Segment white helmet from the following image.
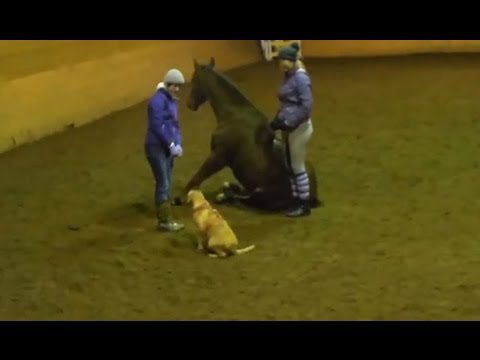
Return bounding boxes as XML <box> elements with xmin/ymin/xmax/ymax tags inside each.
<box><xmin>164</xmin><ymin>68</ymin><xmax>185</xmax><ymax>85</ymax></box>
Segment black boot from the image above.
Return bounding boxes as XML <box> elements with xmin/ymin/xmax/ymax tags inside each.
<box><xmin>285</xmin><ymin>199</ymin><xmax>311</xmax><ymax>217</ymax></box>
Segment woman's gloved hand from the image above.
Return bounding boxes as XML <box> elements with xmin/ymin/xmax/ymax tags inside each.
<box><xmin>170</xmin><ymin>143</ymin><xmax>183</xmax><ymax>157</ymax></box>
<box><xmin>270</xmin><ymin>117</ymin><xmax>292</xmax><ymax>131</ymax></box>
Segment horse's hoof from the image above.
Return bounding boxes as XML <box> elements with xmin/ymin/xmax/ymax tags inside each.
<box><xmin>215</xmin><ymin>192</ymin><xmax>229</xmax><ymax>204</ymax></box>
<box><xmin>224</xmin><ymin>182</ymin><xmax>243</xmax><ymax>193</ymax></box>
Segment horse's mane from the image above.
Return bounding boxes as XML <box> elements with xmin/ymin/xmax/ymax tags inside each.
<box><xmin>203</xmin><ymin>65</ymin><xmax>262</xmax><ymax>111</ymax></box>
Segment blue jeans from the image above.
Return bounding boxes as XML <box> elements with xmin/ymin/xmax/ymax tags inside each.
<box><xmin>145</xmin><ymin>144</ymin><xmax>174</xmax><ymax>204</ymax></box>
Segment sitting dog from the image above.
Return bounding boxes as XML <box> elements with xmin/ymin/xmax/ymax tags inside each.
<box><xmin>187</xmin><ymin>190</ymin><xmax>255</xmax><ymax>258</ymax></box>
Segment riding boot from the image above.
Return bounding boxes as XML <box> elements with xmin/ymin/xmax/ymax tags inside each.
<box><xmin>156</xmin><ymin>201</ymin><xmax>184</xmax><ymax>231</ymax></box>
<box><xmin>285</xmin><ymin>177</ymin><xmax>299</xmax><ymax>212</ymax></box>
<box><xmin>285</xmin><ymin>199</ymin><xmax>311</xmax><ymax>217</ymax></box>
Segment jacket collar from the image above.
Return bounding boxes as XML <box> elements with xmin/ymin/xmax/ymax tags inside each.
<box><xmin>158</xmin><ymin>87</ymin><xmax>174</xmax><ymax>101</ymax></box>
<box><xmin>285</xmin><ymin>65</ymin><xmax>300</xmax><ymax>78</ymax></box>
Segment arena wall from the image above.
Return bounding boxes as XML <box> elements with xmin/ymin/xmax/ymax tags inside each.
<box><xmin>0</xmin><ymin>40</ymin><xmax>262</xmax><ymax>154</ymax></box>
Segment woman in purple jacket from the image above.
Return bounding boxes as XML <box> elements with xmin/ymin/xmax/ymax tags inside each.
<box><xmin>270</xmin><ymin>43</ymin><xmax>314</xmax><ymax>217</ymax></box>
<box><xmin>145</xmin><ymin>69</ymin><xmax>185</xmax><ymax>231</ymax></box>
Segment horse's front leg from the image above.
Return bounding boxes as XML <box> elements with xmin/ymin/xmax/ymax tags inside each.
<box><xmin>185</xmin><ymin>151</ymin><xmax>226</xmax><ymax>190</ymax></box>
<box><xmin>173</xmin><ymin>150</ymin><xmax>227</xmax><ymax>205</ymax></box>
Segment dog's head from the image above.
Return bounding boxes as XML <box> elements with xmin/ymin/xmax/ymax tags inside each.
<box><xmin>187</xmin><ymin>189</ymin><xmax>207</xmax><ymax>206</ymax></box>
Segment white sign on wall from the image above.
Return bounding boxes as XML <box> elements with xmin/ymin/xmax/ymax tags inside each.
<box><xmin>260</xmin><ymin>40</ymin><xmax>302</xmax><ymax>61</ymax></box>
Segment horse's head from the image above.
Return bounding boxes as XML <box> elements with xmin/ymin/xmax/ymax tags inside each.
<box><xmin>187</xmin><ymin>57</ymin><xmax>215</xmax><ymax>111</ymax></box>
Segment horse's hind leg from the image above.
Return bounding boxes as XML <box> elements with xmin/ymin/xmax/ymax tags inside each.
<box><xmin>237</xmin><ymin>187</ymin><xmax>290</xmax><ymax>211</ymax></box>
<box><xmin>214</xmin><ymin>181</ymin><xmax>249</xmax><ymax>204</ymax></box>
<box><xmin>223</xmin><ymin>182</ymin><xmax>245</xmax><ymax>194</ymax></box>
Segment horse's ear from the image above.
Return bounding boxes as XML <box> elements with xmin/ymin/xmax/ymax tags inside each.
<box><xmin>193</xmin><ymin>58</ymin><xmax>199</xmax><ymax>70</ymax></box>
<box><xmin>209</xmin><ymin>57</ymin><xmax>215</xmax><ymax>68</ymax></box>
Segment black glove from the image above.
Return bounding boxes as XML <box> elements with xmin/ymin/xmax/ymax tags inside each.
<box><xmin>270</xmin><ymin>117</ymin><xmax>291</xmax><ymax>131</ymax></box>
<box><xmin>270</xmin><ymin>117</ymin><xmax>284</xmax><ymax>131</ymax></box>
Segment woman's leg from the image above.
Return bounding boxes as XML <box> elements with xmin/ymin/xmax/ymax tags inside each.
<box><xmin>145</xmin><ymin>144</ymin><xmax>170</xmax><ymax>204</ymax></box>
<box><xmin>145</xmin><ymin>144</ymin><xmax>183</xmax><ymax>231</ymax></box>
<box><xmin>284</xmin><ymin>135</ymin><xmax>299</xmax><ymax>200</ymax></box>
<box><xmin>285</xmin><ymin>120</ymin><xmax>314</xmax><ymax>216</ymax></box>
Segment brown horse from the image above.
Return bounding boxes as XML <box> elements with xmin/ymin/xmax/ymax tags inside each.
<box><xmin>177</xmin><ymin>57</ymin><xmax>320</xmax><ymax>211</ymax></box>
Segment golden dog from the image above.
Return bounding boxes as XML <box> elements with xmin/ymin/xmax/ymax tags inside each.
<box><xmin>187</xmin><ymin>190</ymin><xmax>255</xmax><ymax>258</ymax></box>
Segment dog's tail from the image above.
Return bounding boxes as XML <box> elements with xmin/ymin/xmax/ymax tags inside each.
<box><xmin>207</xmin><ymin>245</ymin><xmax>256</xmax><ymax>258</ymax></box>
<box><xmin>235</xmin><ymin>245</ymin><xmax>255</xmax><ymax>255</ymax></box>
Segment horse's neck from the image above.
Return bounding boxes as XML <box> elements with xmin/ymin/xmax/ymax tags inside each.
<box><xmin>205</xmin><ymin>71</ymin><xmax>256</xmax><ymax>122</ymax></box>
<box><xmin>208</xmin><ymin>95</ymin><xmax>232</xmax><ymax>120</ymax></box>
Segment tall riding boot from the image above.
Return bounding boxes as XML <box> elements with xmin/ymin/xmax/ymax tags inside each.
<box><xmin>286</xmin><ymin>171</ymin><xmax>311</xmax><ymax>217</ymax></box>
<box><xmin>156</xmin><ymin>201</ymin><xmax>184</xmax><ymax>231</ymax></box>
<box><xmin>285</xmin><ymin>177</ymin><xmax>300</xmax><ymax>212</ymax></box>
<box><xmin>285</xmin><ymin>199</ymin><xmax>311</xmax><ymax>217</ymax></box>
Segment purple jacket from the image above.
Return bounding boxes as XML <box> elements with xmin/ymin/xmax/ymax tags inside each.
<box><xmin>276</xmin><ymin>67</ymin><xmax>313</xmax><ymax>130</ymax></box>
<box><xmin>145</xmin><ymin>88</ymin><xmax>182</xmax><ymax>149</ymax></box>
